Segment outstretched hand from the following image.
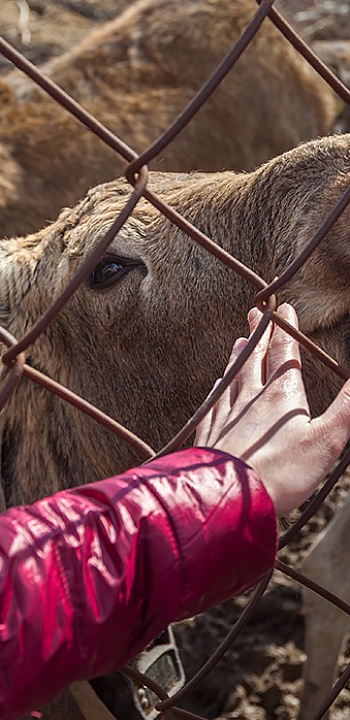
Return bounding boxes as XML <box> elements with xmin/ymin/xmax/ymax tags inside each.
<box><xmin>195</xmin><ymin>303</ymin><xmax>350</xmax><ymax>517</ymax></box>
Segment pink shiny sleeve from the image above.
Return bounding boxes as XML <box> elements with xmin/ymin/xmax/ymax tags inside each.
<box><xmin>0</xmin><ymin>448</ymin><xmax>277</xmax><ymax>719</ymax></box>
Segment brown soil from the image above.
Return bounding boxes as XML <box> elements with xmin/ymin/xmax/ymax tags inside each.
<box><xmin>1</xmin><ymin>2</ymin><xmax>350</xmax><ymax>719</ymax></box>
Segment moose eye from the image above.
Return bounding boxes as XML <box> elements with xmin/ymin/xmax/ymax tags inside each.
<box><xmin>88</xmin><ymin>256</ymin><xmax>141</xmax><ymax>291</ymax></box>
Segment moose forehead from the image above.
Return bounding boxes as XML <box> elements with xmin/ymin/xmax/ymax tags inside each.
<box><xmin>52</xmin><ymin>172</ymin><xmax>234</xmax><ymax>284</ymax></box>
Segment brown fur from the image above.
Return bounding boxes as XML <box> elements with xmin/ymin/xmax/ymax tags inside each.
<box><xmin>0</xmin><ymin>0</ymin><xmax>336</xmax><ymax>238</ymax></box>
<box><xmin>2</xmin><ymin>133</ymin><xmax>350</xmax><ymax>719</ymax></box>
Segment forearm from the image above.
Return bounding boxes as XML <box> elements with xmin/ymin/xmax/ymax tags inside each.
<box><xmin>0</xmin><ymin>448</ymin><xmax>277</xmax><ymax>719</ymax></box>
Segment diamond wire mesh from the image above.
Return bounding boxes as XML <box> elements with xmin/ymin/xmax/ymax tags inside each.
<box><xmin>0</xmin><ymin>1</ymin><xmax>350</xmax><ymax>718</ymax></box>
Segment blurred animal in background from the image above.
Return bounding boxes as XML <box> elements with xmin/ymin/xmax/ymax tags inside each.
<box><xmin>0</xmin><ymin>0</ymin><xmax>336</xmax><ymax>238</ymax></box>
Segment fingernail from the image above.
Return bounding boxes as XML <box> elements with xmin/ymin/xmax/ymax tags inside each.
<box><xmin>248</xmin><ymin>307</ymin><xmax>261</xmax><ymax>324</ymax></box>
<box><xmin>231</xmin><ymin>337</ymin><xmax>247</xmax><ymax>357</ymax></box>
<box><xmin>277</xmin><ymin>302</ymin><xmax>298</xmax><ymax>324</ymax></box>
<box><xmin>277</xmin><ymin>302</ymin><xmax>290</xmax><ymax>318</ymax></box>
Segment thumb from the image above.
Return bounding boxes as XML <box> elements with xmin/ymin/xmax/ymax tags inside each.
<box><xmin>312</xmin><ymin>377</ymin><xmax>350</xmax><ymax>468</ymax></box>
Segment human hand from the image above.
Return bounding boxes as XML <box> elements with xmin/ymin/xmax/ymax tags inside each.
<box><xmin>195</xmin><ymin>303</ymin><xmax>350</xmax><ymax>516</ymax></box>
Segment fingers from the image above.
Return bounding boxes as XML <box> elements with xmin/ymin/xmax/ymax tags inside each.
<box><xmin>235</xmin><ymin>307</ymin><xmax>272</xmax><ymax>391</ymax></box>
<box><xmin>265</xmin><ymin>303</ymin><xmax>302</xmax><ymax>384</ymax></box>
<box><xmin>194</xmin><ymin>335</ymin><xmax>248</xmax><ymax>446</ymax></box>
<box><xmin>225</xmin><ymin>337</ymin><xmax>247</xmax><ymax>404</ymax></box>
<box><xmin>196</xmin><ymin>302</ymin><xmax>305</xmax><ymax>448</ymax></box>
<box><xmin>194</xmin><ymin>378</ymin><xmax>220</xmax><ymax>444</ymax></box>
<box><xmin>212</xmin><ymin>336</ymin><xmax>249</xmax><ymax>421</ymax></box>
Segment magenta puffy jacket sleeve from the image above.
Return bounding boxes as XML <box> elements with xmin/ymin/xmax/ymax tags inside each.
<box><xmin>0</xmin><ymin>448</ymin><xmax>277</xmax><ymax>719</ymax></box>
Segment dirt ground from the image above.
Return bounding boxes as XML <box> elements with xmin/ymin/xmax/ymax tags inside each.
<box><xmin>1</xmin><ymin>1</ymin><xmax>350</xmax><ymax>719</ymax></box>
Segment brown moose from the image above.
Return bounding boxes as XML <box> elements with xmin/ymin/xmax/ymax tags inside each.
<box><xmin>1</xmin><ymin>132</ymin><xmax>350</xmax><ymax>719</ymax></box>
<box><xmin>0</xmin><ymin>0</ymin><xmax>336</xmax><ymax>238</ymax></box>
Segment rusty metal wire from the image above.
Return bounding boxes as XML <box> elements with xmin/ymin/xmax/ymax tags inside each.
<box><xmin>1</xmin><ymin>0</ymin><xmax>350</xmax><ymax>718</ymax></box>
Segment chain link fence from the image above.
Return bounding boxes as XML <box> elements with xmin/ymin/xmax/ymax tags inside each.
<box><xmin>1</xmin><ymin>1</ymin><xmax>350</xmax><ymax>718</ymax></box>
